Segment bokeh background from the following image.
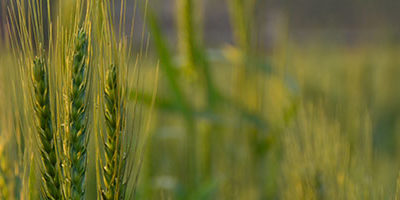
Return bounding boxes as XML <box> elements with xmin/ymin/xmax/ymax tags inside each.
<box><xmin>2</xmin><ymin>0</ymin><xmax>400</xmax><ymax>199</ymax></box>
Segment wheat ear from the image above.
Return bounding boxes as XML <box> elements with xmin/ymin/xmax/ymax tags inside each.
<box><xmin>32</xmin><ymin>56</ymin><xmax>61</xmax><ymax>199</ymax></box>
<box><xmin>101</xmin><ymin>63</ymin><xmax>127</xmax><ymax>199</ymax></box>
<box><xmin>67</xmin><ymin>28</ymin><xmax>89</xmax><ymax>199</ymax></box>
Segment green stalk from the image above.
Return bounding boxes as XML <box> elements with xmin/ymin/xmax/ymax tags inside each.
<box><xmin>176</xmin><ymin>0</ymin><xmax>217</xmax><ymax>106</ymax></box>
<box><xmin>177</xmin><ymin>0</ymin><xmax>196</xmax><ymax>69</ymax></box>
<box><xmin>228</xmin><ymin>0</ymin><xmax>254</xmax><ymax>55</ymax></box>
<box><xmin>32</xmin><ymin>56</ymin><xmax>61</xmax><ymax>200</ymax></box>
<box><xmin>66</xmin><ymin>28</ymin><xmax>89</xmax><ymax>199</ymax></box>
<box><xmin>176</xmin><ymin>0</ymin><xmax>220</xmax><ymax>187</ymax></box>
<box><xmin>149</xmin><ymin>11</ymin><xmax>197</xmax><ymax>190</ymax></box>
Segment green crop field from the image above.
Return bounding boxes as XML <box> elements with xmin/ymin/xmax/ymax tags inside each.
<box><xmin>1</xmin><ymin>0</ymin><xmax>400</xmax><ymax>199</ymax></box>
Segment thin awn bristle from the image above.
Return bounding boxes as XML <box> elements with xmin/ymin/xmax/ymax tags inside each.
<box><xmin>32</xmin><ymin>56</ymin><xmax>61</xmax><ymax>200</ymax></box>
<box><xmin>66</xmin><ymin>28</ymin><xmax>89</xmax><ymax>199</ymax></box>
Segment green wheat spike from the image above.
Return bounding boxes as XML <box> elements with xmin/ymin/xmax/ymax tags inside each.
<box><xmin>67</xmin><ymin>28</ymin><xmax>89</xmax><ymax>200</ymax></box>
<box><xmin>32</xmin><ymin>56</ymin><xmax>61</xmax><ymax>200</ymax></box>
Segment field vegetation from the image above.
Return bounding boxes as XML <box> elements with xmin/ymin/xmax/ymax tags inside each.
<box><xmin>1</xmin><ymin>0</ymin><xmax>400</xmax><ymax>199</ymax></box>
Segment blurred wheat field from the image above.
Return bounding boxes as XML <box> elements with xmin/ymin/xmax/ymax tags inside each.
<box><xmin>1</xmin><ymin>0</ymin><xmax>400</xmax><ymax>199</ymax></box>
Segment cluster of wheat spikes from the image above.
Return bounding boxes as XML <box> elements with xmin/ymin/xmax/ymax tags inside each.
<box><xmin>30</xmin><ymin>28</ymin><xmax>90</xmax><ymax>199</ymax></box>
<box><xmin>6</xmin><ymin>0</ymin><xmax>151</xmax><ymax>199</ymax></box>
